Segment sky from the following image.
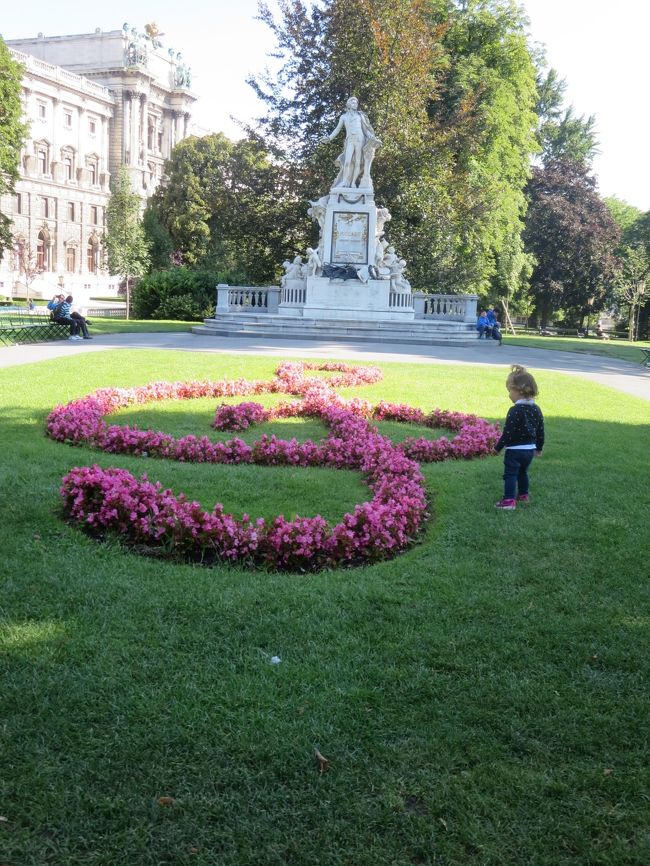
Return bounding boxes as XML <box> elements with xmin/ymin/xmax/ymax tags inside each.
<box><xmin>3</xmin><ymin>0</ymin><xmax>649</xmax><ymax>211</ymax></box>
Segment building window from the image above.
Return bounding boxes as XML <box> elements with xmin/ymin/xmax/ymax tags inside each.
<box><xmin>38</xmin><ymin>149</ymin><xmax>48</xmax><ymax>175</ymax></box>
<box><xmin>87</xmin><ymin>241</ymin><xmax>98</xmax><ymax>273</ymax></box>
<box><xmin>157</xmin><ymin>130</ymin><xmax>163</xmax><ymax>152</ymax></box>
<box><xmin>66</xmin><ymin>245</ymin><xmax>76</xmax><ymax>273</ymax></box>
<box><xmin>89</xmin><ymin>118</ymin><xmax>97</xmax><ymax>135</ymax></box>
<box><xmin>14</xmin><ymin>193</ymin><xmax>23</xmax><ymax>214</ymax></box>
<box><xmin>15</xmin><ymin>238</ymin><xmax>26</xmax><ymax>273</ymax></box>
<box><xmin>64</xmin><ymin>110</ymin><xmax>73</xmax><ymax>128</ymax></box>
<box><xmin>37</xmin><ymin>231</ymin><xmax>46</xmax><ymax>270</ymax></box>
<box><xmin>38</xmin><ymin>102</ymin><xmax>46</xmax><ymax>119</ymax></box>
<box><xmin>90</xmin><ymin>205</ymin><xmax>99</xmax><ymax>225</ymax></box>
<box><xmin>38</xmin><ymin>196</ymin><xmax>49</xmax><ymax>218</ymax></box>
<box><xmin>64</xmin><ymin>156</ymin><xmax>73</xmax><ymax>180</ymax></box>
<box><xmin>67</xmin><ymin>202</ymin><xmax>75</xmax><ymax>221</ymax></box>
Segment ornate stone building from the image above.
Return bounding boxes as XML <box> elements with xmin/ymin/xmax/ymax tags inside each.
<box><xmin>0</xmin><ymin>25</ymin><xmax>196</xmax><ymax>298</ymax></box>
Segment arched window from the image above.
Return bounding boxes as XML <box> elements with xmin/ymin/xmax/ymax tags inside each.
<box><xmin>37</xmin><ymin>231</ymin><xmax>46</xmax><ymax>271</ymax></box>
<box><xmin>87</xmin><ymin>238</ymin><xmax>99</xmax><ymax>273</ymax></box>
<box><xmin>66</xmin><ymin>244</ymin><xmax>76</xmax><ymax>273</ymax></box>
<box><xmin>14</xmin><ymin>238</ymin><xmax>26</xmax><ymax>273</ymax></box>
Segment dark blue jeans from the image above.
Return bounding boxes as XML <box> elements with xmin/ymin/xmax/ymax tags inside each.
<box><xmin>54</xmin><ymin>315</ymin><xmax>79</xmax><ymax>336</ymax></box>
<box><xmin>503</xmin><ymin>448</ymin><xmax>535</xmax><ymax>499</ymax></box>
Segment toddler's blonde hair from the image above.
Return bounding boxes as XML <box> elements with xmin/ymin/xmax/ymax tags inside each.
<box><xmin>506</xmin><ymin>364</ymin><xmax>538</xmax><ymax>398</ymax></box>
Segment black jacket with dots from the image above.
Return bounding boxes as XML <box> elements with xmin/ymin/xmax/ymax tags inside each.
<box><xmin>495</xmin><ymin>402</ymin><xmax>545</xmax><ymax>453</ymax></box>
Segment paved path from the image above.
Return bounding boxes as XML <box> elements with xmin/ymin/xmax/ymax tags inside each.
<box><xmin>1</xmin><ymin>331</ymin><xmax>649</xmax><ymax>401</ymax></box>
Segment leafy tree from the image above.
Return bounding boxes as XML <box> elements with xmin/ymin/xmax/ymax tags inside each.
<box><xmin>152</xmin><ymin>133</ymin><xmax>303</xmax><ymax>284</ymax></box>
<box><xmin>249</xmin><ymin>0</ymin><xmax>539</xmax><ymax>294</ymax></box>
<box><xmin>104</xmin><ymin>166</ymin><xmax>149</xmax><ymax>318</ymax></box>
<box><xmin>614</xmin><ymin>245</ymin><xmax>649</xmax><ymax>340</ymax></box>
<box><xmin>535</xmin><ymin>68</ymin><xmax>598</xmax><ymax>165</ymax></box>
<box><xmin>0</xmin><ymin>39</ymin><xmax>28</xmax><ymax>259</ymax></box>
<box><xmin>523</xmin><ymin>158</ymin><xmax>620</xmax><ymax>325</ymax></box>
<box><xmin>603</xmin><ymin>196</ymin><xmax>643</xmax><ymax>242</ymax></box>
<box><xmin>142</xmin><ymin>203</ymin><xmax>174</xmax><ymax>271</ymax></box>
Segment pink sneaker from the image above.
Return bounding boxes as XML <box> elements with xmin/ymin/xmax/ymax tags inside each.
<box><xmin>517</xmin><ymin>494</ymin><xmax>530</xmax><ymax>503</ymax></box>
<box><xmin>495</xmin><ymin>498</ymin><xmax>516</xmax><ymax>510</ymax></box>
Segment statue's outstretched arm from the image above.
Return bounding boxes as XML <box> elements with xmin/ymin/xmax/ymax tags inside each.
<box><xmin>322</xmin><ymin>114</ymin><xmax>345</xmax><ymax>143</ymax></box>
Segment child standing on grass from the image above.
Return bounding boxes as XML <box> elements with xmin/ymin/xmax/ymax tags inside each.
<box><xmin>494</xmin><ymin>365</ymin><xmax>545</xmax><ymax>510</ymax></box>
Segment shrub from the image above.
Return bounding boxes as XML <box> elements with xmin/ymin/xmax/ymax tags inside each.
<box><xmin>132</xmin><ymin>267</ymin><xmax>220</xmax><ymax>320</ymax></box>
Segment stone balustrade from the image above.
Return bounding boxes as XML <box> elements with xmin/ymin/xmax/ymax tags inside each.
<box><xmin>413</xmin><ymin>292</ymin><xmax>478</xmax><ymax>322</ymax></box>
<box><xmin>216</xmin><ymin>284</ymin><xmax>477</xmax><ymax>323</ymax></box>
<box><xmin>388</xmin><ymin>291</ymin><xmax>413</xmax><ymax>309</ymax></box>
<box><xmin>281</xmin><ymin>286</ymin><xmax>307</xmax><ymax>305</ymax></box>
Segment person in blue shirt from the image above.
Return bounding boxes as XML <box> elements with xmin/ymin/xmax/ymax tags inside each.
<box><xmin>48</xmin><ymin>293</ymin><xmax>81</xmax><ymax>339</ymax></box>
<box><xmin>486</xmin><ymin>307</ymin><xmax>502</xmax><ymax>345</ymax></box>
<box><xmin>476</xmin><ymin>310</ymin><xmax>490</xmax><ymax>338</ymax></box>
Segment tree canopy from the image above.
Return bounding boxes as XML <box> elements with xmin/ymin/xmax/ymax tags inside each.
<box><xmin>246</xmin><ymin>0</ymin><xmax>539</xmax><ymax>294</ymax></box>
<box><xmin>104</xmin><ymin>166</ymin><xmax>149</xmax><ymax>317</ymax></box>
<box><xmin>0</xmin><ymin>39</ymin><xmax>28</xmax><ymax>259</ymax></box>
<box><xmin>523</xmin><ymin>158</ymin><xmax>620</xmax><ymax>325</ymax></box>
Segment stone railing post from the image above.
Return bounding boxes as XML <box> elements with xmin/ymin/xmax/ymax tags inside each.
<box><xmin>464</xmin><ymin>294</ymin><xmax>479</xmax><ymax>323</ymax></box>
<box><xmin>215</xmin><ymin>283</ymin><xmax>230</xmax><ymax>315</ymax></box>
<box><xmin>413</xmin><ymin>291</ymin><xmax>426</xmax><ymax>320</ymax></box>
<box><xmin>266</xmin><ymin>287</ymin><xmax>281</xmax><ymax>314</ymax></box>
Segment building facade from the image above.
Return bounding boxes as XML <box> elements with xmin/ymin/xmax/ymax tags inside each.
<box><xmin>1</xmin><ymin>25</ymin><xmax>196</xmax><ymax>299</ymax></box>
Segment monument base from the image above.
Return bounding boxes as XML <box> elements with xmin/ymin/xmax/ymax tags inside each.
<box><xmin>279</xmin><ymin>276</ymin><xmax>414</xmax><ymax>322</ymax></box>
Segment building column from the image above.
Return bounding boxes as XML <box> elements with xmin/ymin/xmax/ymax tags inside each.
<box><xmin>139</xmin><ymin>93</ymin><xmax>147</xmax><ymax>164</ymax></box>
<box><xmin>131</xmin><ymin>94</ymin><xmax>139</xmax><ymax>169</ymax></box>
<box><xmin>123</xmin><ymin>91</ymin><xmax>132</xmax><ymax>164</ymax></box>
<box><xmin>51</xmin><ymin>97</ymin><xmax>60</xmax><ymax>161</ymax></box>
<box><xmin>77</xmin><ymin>106</ymin><xmax>86</xmax><ymax>174</ymax></box>
<box><xmin>171</xmin><ymin>110</ymin><xmax>179</xmax><ymax>150</ymax></box>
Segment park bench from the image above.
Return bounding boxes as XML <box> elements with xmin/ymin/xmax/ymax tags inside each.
<box><xmin>0</xmin><ymin>312</ymin><xmax>71</xmax><ymax>346</ymax></box>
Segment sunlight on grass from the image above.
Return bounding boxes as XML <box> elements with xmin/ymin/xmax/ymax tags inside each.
<box><xmin>0</xmin><ymin>620</ymin><xmax>66</xmax><ymax>648</ymax></box>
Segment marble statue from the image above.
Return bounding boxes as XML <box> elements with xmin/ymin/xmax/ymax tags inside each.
<box><xmin>376</xmin><ymin>207</ymin><xmax>391</xmax><ymax>237</ymax></box>
<box><xmin>389</xmin><ymin>258</ymin><xmax>410</xmax><ymax>293</ymax></box>
<box><xmin>305</xmin><ymin>247</ymin><xmax>322</xmax><ymax>276</ymax></box>
<box><xmin>321</xmin><ymin>97</ymin><xmax>381</xmax><ymax>189</ymax></box>
<box><xmin>375</xmin><ymin>237</ymin><xmax>389</xmax><ymax>270</ymax></box>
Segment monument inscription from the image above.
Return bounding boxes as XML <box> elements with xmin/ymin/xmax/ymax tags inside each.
<box><xmin>331</xmin><ymin>212</ymin><xmax>369</xmax><ymax>264</ymax></box>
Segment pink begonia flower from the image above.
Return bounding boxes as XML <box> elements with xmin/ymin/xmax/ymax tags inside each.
<box><xmin>49</xmin><ymin>362</ymin><xmax>497</xmax><ymax>571</ymax></box>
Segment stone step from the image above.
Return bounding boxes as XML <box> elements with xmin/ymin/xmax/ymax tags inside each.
<box><xmin>193</xmin><ymin>317</ymin><xmax>492</xmax><ymax>347</ymax></box>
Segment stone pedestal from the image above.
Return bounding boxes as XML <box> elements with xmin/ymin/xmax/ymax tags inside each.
<box><xmin>322</xmin><ymin>186</ymin><xmax>377</xmax><ymax>269</ymax></box>
<box><xmin>279</xmin><ymin>276</ymin><xmax>414</xmax><ymax>321</ymax></box>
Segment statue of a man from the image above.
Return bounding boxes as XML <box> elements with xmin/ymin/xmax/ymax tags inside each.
<box><xmin>321</xmin><ymin>96</ymin><xmax>381</xmax><ymax>189</ymax></box>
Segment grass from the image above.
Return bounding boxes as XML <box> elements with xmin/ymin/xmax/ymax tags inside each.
<box><xmin>1</xmin><ymin>350</ymin><xmax>649</xmax><ymax>866</ymax></box>
<box><xmin>504</xmin><ymin>331</ymin><xmax>650</xmax><ymax>363</ymax></box>
<box><xmin>88</xmin><ymin>317</ymin><xmax>195</xmax><ymax>335</ymax></box>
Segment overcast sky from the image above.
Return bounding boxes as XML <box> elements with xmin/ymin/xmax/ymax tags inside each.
<box><xmin>3</xmin><ymin>0</ymin><xmax>648</xmax><ymax>210</ymax></box>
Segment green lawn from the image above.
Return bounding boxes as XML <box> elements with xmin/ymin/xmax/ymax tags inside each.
<box><xmin>504</xmin><ymin>331</ymin><xmax>650</xmax><ymax>363</ymax></box>
<box><xmin>1</xmin><ymin>351</ymin><xmax>648</xmax><ymax>866</ymax></box>
<box><xmin>88</xmin><ymin>317</ymin><xmax>194</xmax><ymax>335</ymax></box>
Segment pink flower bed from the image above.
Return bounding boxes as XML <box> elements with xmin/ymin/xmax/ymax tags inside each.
<box><xmin>48</xmin><ymin>362</ymin><xmax>499</xmax><ymax>571</ymax></box>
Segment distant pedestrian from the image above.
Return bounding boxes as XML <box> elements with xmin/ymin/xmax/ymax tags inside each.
<box><xmin>493</xmin><ymin>365</ymin><xmax>545</xmax><ymax>510</ymax></box>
